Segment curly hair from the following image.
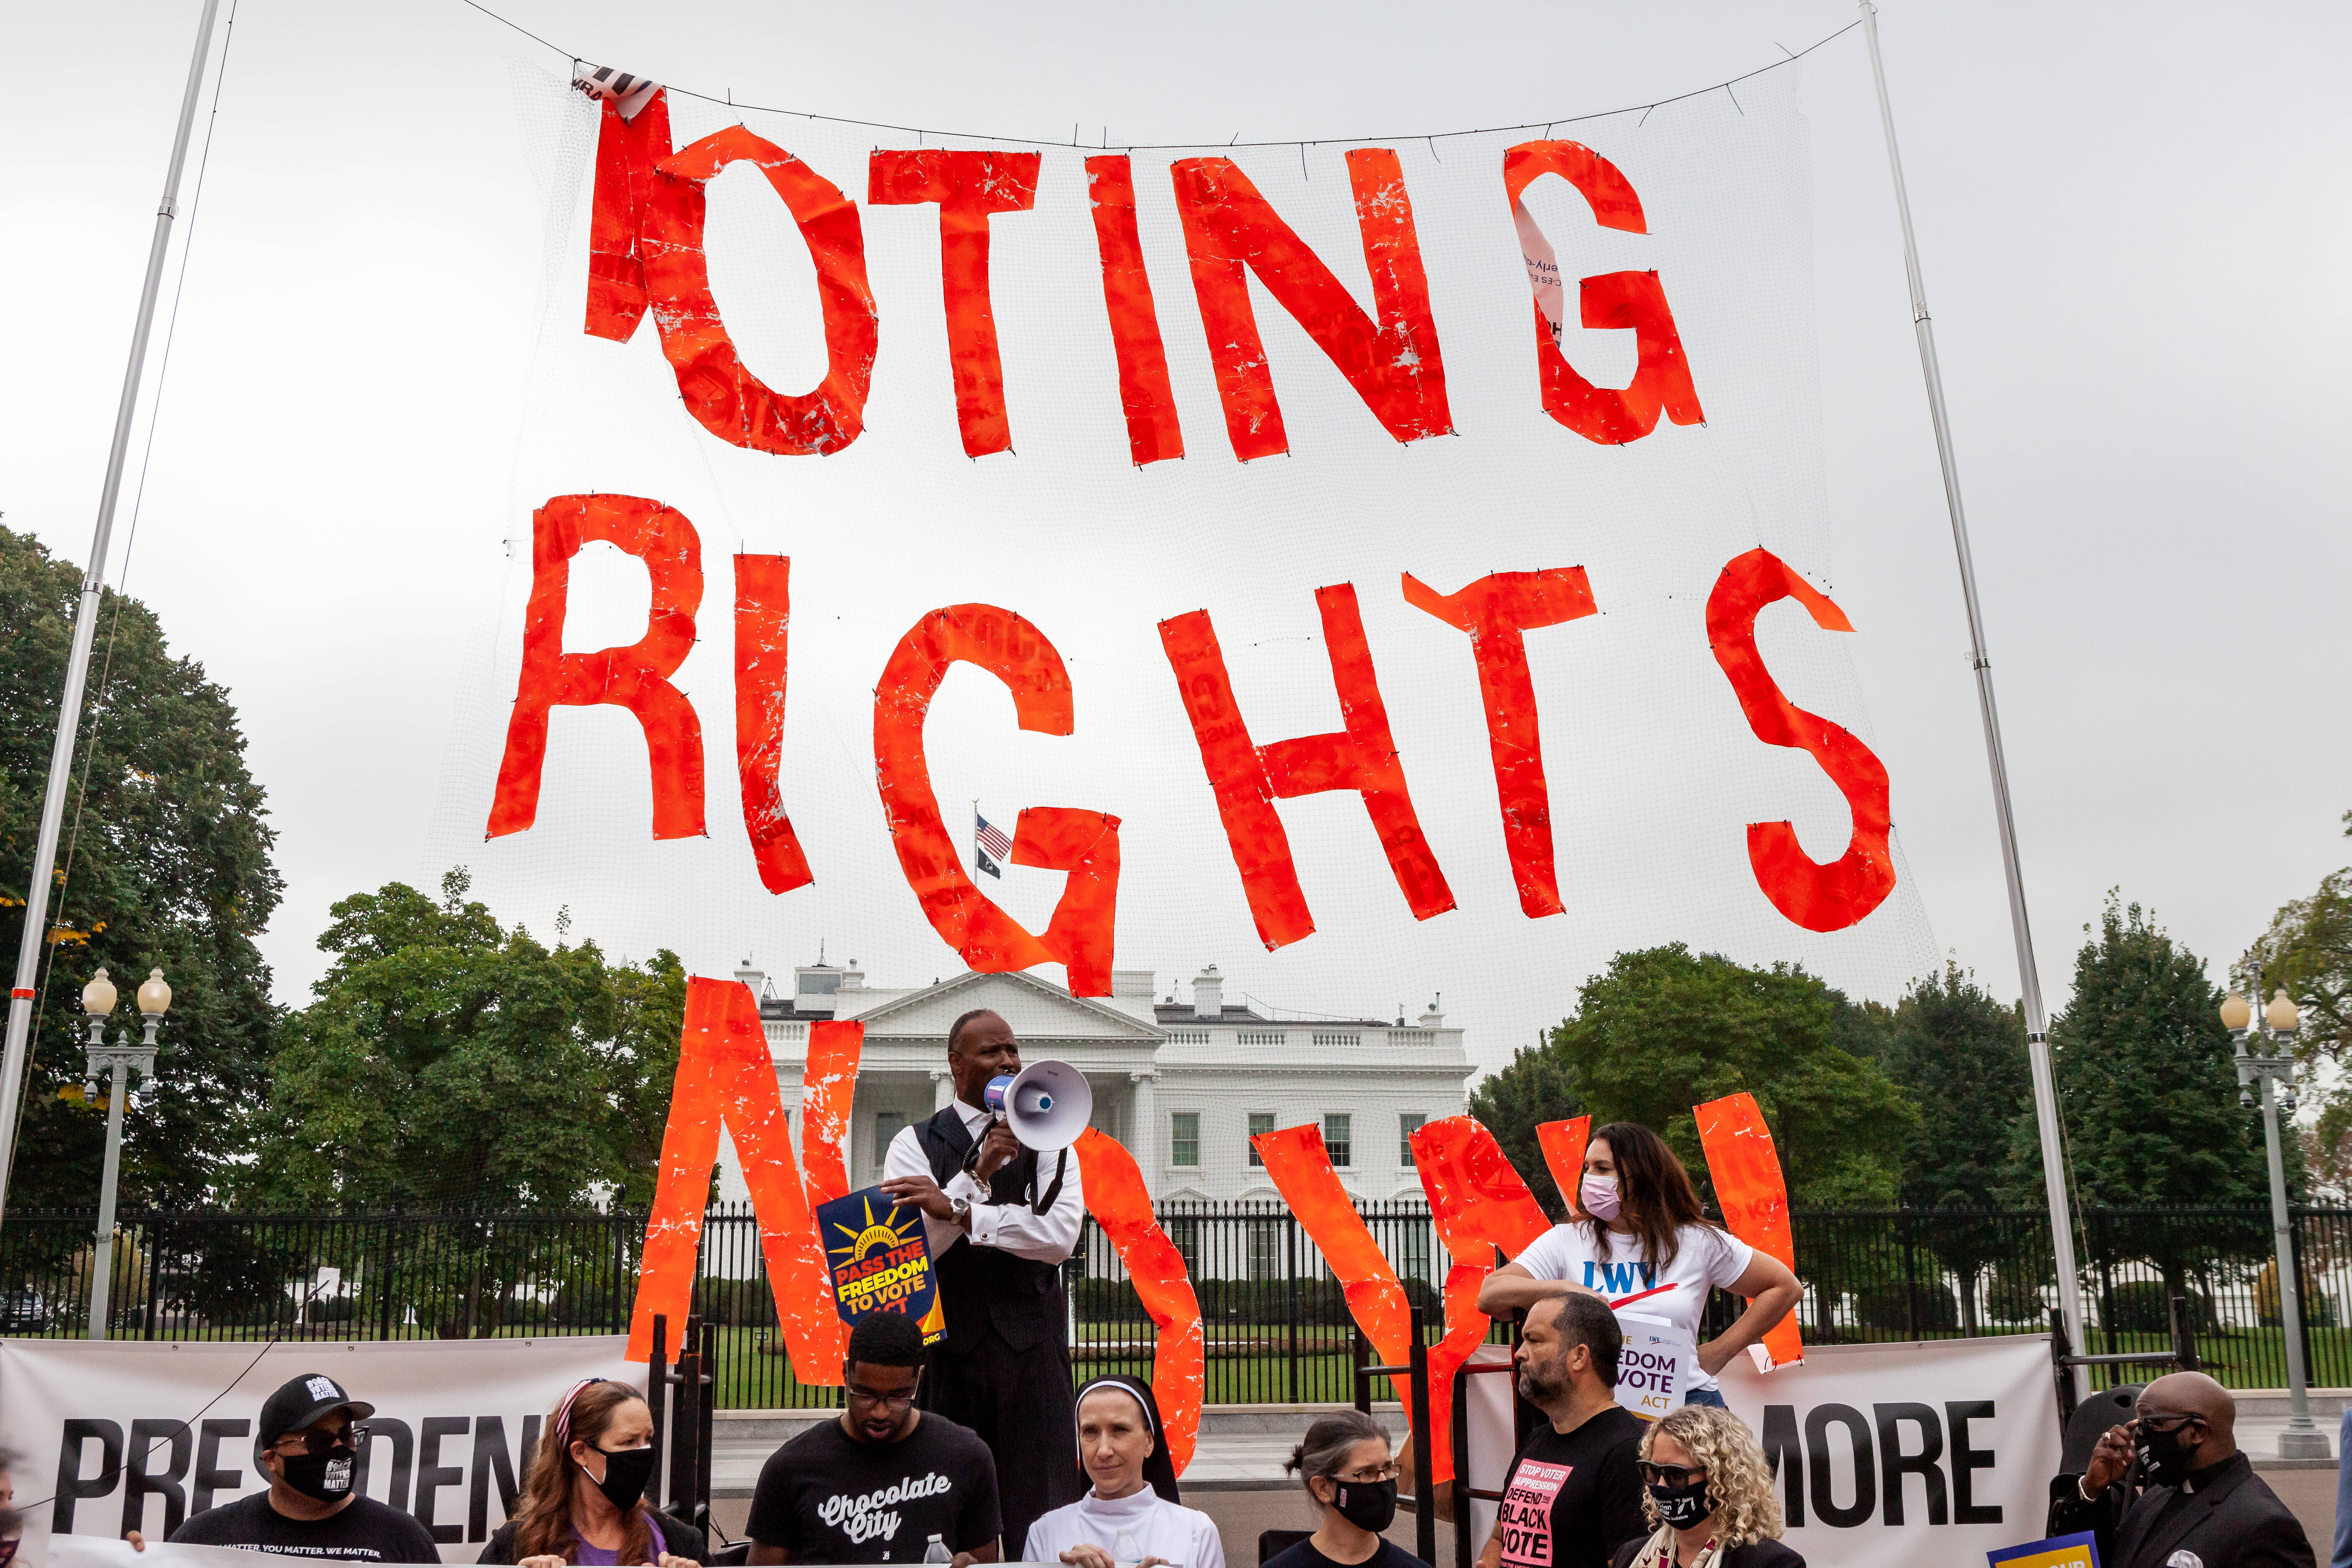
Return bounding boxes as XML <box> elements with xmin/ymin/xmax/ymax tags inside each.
<box><xmin>1638</xmin><ymin>1406</ymin><xmax>1782</xmax><ymax>1546</ymax></box>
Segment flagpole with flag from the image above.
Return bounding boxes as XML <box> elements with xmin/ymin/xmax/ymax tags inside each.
<box><xmin>974</xmin><ymin>805</ymin><xmax>1010</xmax><ymax>880</ymax></box>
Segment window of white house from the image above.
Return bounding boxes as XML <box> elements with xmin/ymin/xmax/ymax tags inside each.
<box><xmin>871</xmin><ymin>1110</ymin><xmax>905</xmax><ymax>1183</ymax></box>
<box><xmin>1171</xmin><ymin>1112</ymin><xmax>1201</xmax><ymax>1166</ymax></box>
<box><xmin>1247</xmin><ymin>1218</ymin><xmax>1284</xmax><ymax>1282</ymax></box>
<box><xmin>1400</xmin><ymin>1112</ymin><xmax>1426</xmax><ymax>1165</ymax></box>
<box><xmin>1324</xmin><ymin>1113</ymin><xmax>1353</xmax><ymax>1167</ymax></box>
<box><xmin>1248</xmin><ymin>1112</ymin><xmax>1274</xmax><ymax>1166</ymax></box>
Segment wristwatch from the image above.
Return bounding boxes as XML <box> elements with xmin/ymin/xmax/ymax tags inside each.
<box><xmin>948</xmin><ymin>1197</ymin><xmax>971</xmax><ymax>1227</ymax></box>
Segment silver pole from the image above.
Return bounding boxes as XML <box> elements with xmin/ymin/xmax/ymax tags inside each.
<box><xmin>2259</xmin><ymin>1072</ymin><xmax>2323</xmax><ymax>1450</ymax></box>
<box><xmin>1856</xmin><ymin>0</ymin><xmax>2088</xmax><ymax>1391</ymax></box>
<box><xmin>0</xmin><ymin>0</ymin><xmax>223</xmax><ymax>1219</ymax></box>
<box><xmin>87</xmin><ymin>1059</ymin><xmax>130</xmax><ymax>1340</ymax></box>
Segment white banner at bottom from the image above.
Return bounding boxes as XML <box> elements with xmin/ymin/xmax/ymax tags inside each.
<box><xmin>1716</xmin><ymin>1334</ymin><xmax>2063</xmax><ymax>1568</ymax></box>
<box><xmin>1458</xmin><ymin>1334</ymin><xmax>2062</xmax><ymax>1568</ymax></box>
<box><xmin>1</xmin><ymin>1336</ymin><xmax>638</xmax><ymax>1567</ymax></box>
<box><xmin>50</xmin><ymin>1537</ymin><xmax>377</xmax><ymax>1568</ymax></box>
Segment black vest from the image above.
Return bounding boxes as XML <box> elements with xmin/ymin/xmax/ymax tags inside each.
<box><xmin>912</xmin><ymin>1105</ymin><xmax>1070</xmax><ymax>1354</ymax></box>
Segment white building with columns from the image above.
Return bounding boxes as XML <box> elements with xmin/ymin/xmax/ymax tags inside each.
<box><xmin>713</xmin><ymin>959</ymin><xmax>1473</xmax><ymax>1205</ymax></box>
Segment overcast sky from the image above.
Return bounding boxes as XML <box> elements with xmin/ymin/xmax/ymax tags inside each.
<box><xmin>3</xmin><ymin>1</ymin><xmax>2346</xmax><ymax>1073</ymax></box>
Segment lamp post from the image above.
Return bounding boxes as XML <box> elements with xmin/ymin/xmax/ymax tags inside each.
<box><xmin>82</xmin><ymin>966</ymin><xmax>168</xmax><ymax>1341</ymax></box>
<box><xmin>2221</xmin><ymin>975</ymin><xmax>2329</xmax><ymax>1457</ymax></box>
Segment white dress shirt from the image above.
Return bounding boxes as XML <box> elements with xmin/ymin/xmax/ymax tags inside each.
<box><xmin>883</xmin><ymin>1098</ymin><xmax>1086</xmax><ymax>1263</ymax></box>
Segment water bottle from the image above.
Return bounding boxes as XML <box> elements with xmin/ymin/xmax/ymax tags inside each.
<box><xmin>1115</xmin><ymin>1532</ymin><xmax>1141</xmax><ymax>1565</ymax></box>
<box><xmin>924</xmin><ymin>1535</ymin><xmax>952</xmax><ymax>1563</ymax></box>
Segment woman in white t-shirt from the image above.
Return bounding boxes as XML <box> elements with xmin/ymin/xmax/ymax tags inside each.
<box><xmin>1478</xmin><ymin>1121</ymin><xmax>1802</xmax><ymax>1406</ymax></box>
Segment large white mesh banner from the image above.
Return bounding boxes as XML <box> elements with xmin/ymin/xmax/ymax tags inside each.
<box><xmin>423</xmin><ymin>62</ymin><xmax>1933</xmax><ymax>1058</ymax></box>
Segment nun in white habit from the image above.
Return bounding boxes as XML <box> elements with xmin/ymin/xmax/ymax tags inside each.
<box><xmin>1021</xmin><ymin>1376</ymin><xmax>1225</xmax><ymax>1568</ymax></box>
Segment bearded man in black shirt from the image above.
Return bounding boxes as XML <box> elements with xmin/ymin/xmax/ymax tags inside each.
<box><xmin>1479</xmin><ymin>1294</ymin><xmax>1647</xmax><ymax>1568</ymax></box>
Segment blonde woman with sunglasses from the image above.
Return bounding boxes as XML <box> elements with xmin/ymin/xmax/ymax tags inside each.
<box><xmin>1609</xmin><ymin>1407</ymin><xmax>1800</xmax><ymax>1568</ymax></box>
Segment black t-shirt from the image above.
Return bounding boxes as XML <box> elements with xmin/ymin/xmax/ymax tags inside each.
<box><xmin>169</xmin><ymin>1493</ymin><xmax>441</xmax><ymax>1562</ymax></box>
<box><xmin>1495</xmin><ymin>1406</ymin><xmax>1645</xmax><ymax>1568</ymax></box>
<box><xmin>1263</xmin><ymin>1538</ymin><xmax>1429</xmax><ymax>1568</ymax></box>
<box><xmin>745</xmin><ymin>1412</ymin><xmax>1001</xmax><ymax>1563</ymax></box>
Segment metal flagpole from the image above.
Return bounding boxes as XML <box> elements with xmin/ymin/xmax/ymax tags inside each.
<box><xmin>0</xmin><ymin>0</ymin><xmax>226</xmax><ymax>1220</ymax></box>
<box><xmin>1856</xmin><ymin>0</ymin><xmax>2089</xmax><ymax>1393</ymax></box>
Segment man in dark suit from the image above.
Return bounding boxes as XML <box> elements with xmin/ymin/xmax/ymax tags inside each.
<box><xmin>879</xmin><ymin>1007</ymin><xmax>1083</xmax><ymax>1555</ymax></box>
<box><xmin>2048</xmin><ymin>1370</ymin><xmax>2315</xmax><ymax>1568</ymax></box>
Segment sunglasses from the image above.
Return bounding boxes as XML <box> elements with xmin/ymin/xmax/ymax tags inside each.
<box><xmin>278</xmin><ymin>1424</ymin><xmax>366</xmax><ymax>1457</ymax></box>
<box><xmin>1638</xmin><ymin>1462</ymin><xmax>1706</xmax><ymax>1488</ymax></box>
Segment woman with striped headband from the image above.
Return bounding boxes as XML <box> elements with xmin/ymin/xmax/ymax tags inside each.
<box><xmin>1021</xmin><ymin>1377</ymin><xmax>1222</xmax><ymax>1568</ymax></box>
<box><xmin>480</xmin><ymin>1378</ymin><xmax>705</xmax><ymax>1568</ymax></box>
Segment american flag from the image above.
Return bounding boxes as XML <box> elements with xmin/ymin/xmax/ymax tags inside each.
<box><xmin>975</xmin><ymin>813</ymin><xmax>1011</xmax><ymax>879</ymax></box>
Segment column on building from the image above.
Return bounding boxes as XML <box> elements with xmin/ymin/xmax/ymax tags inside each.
<box><xmin>932</xmin><ymin>1069</ymin><xmax>956</xmax><ymax>1112</ymax></box>
<box><xmin>1129</xmin><ymin>1071</ymin><xmax>1158</xmax><ymax>1193</ymax></box>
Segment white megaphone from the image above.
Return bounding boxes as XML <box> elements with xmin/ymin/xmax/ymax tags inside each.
<box><xmin>980</xmin><ymin>1060</ymin><xmax>1093</xmax><ymax>1151</ymax></box>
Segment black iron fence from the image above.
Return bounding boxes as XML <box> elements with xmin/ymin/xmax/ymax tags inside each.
<box><xmin>5</xmin><ymin>1203</ymin><xmax>2347</xmax><ymax>1404</ymax></box>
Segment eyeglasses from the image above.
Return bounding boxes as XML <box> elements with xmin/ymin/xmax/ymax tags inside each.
<box><xmin>1335</xmin><ymin>1464</ymin><xmax>1400</xmax><ymax>1484</ymax></box>
<box><xmin>2133</xmin><ymin>1411</ymin><xmax>2202</xmax><ymax>1435</ymax></box>
<box><xmin>846</xmin><ymin>1385</ymin><xmax>918</xmax><ymax>1411</ymax></box>
<box><xmin>1638</xmin><ymin>1462</ymin><xmax>1707</xmax><ymax>1487</ymax></box>
<box><xmin>278</xmin><ymin>1424</ymin><xmax>366</xmax><ymax>1457</ymax></box>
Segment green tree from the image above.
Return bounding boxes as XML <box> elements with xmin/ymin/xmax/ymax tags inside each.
<box><xmin>2250</xmin><ymin>812</ymin><xmax>2352</xmax><ymax>1066</ymax></box>
<box><xmin>252</xmin><ymin>871</ymin><xmax>676</xmax><ymax>1211</ymax></box>
<box><xmin>2005</xmin><ymin>896</ymin><xmax>2282</xmax><ymax>1298</ymax></box>
<box><xmin>1883</xmin><ymin>962</ymin><xmax>2030</xmax><ymax>1329</ymax></box>
<box><xmin>1552</xmin><ymin>944</ymin><xmax>1916</xmax><ymax>1206</ymax></box>
<box><xmin>0</xmin><ymin>525</ymin><xmax>282</xmax><ymax>1208</ymax></box>
<box><xmin>1467</xmin><ymin>1039</ymin><xmax>1586</xmax><ymax>1218</ymax></box>
<box><xmin>1887</xmin><ymin>962</ymin><xmax>2029</xmax><ymax>1209</ymax></box>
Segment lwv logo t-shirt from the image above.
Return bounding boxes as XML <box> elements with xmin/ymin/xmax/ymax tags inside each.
<box><xmin>746</xmin><ymin>1413</ymin><xmax>1001</xmax><ymax>1563</ymax></box>
<box><xmin>1509</xmin><ymin>1222</ymin><xmax>1755</xmax><ymax>1392</ymax></box>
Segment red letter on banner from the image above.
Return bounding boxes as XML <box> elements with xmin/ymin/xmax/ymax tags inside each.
<box><xmin>1408</xmin><ymin>1116</ymin><xmax>1555</xmax><ymax>1484</ymax></box>
<box><xmin>490</xmin><ymin>495</ymin><xmax>704</xmax><ymax>841</ymax></box>
<box><xmin>1085</xmin><ymin>155</ymin><xmax>1184</xmax><ymax>466</ymax></box>
<box><xmin>1410</xmin><ymin>1116</ymin><xmax>1554</xmax><ymax>1261</ymax></box>
<box><xmin>799</xmin><ymin>1019</ymin><xmax>863</xmax><ymax>1210</ymax></box>
<box><xmin>585</xmin><ymin>91</ymin><xmax>671</xmax><ymax>341</ymax></box>
<box><xmin>1502</xmin><ymin>141</ymin><xmax>1704</xmax><ymax>445</ymax></box>
<box><xmin>735</xmin><ymin>553</ymin><xmax>813</xmax><ymax>894</ymax></box>
<box><xmin>1535</xmin><ymin>1116</ymin><xmax>1590</xmax><ymax>1214</ymax></box>
<box><xmin>868</xmin><ymin>150</ymin><xmax>1041</xmax><ymax>459</ymax></box>
<box><xmin>1159</xmin><ymin>585</ymin><xmax>1454</xmax><ymax>950</ymax></box>
<box><xmin>1694</xmin><ymin>1091</ymin><xmax>1804</xmax><ymax>1370</ymax></box>
<box><xmin>1403</xmin><ymin>568</ymin><xmax>1599</xmax><ymax>918</ymax></box>
<box><xmin>1075</xmin><ymin>1128</ymin><xmax>1204</xmax><ymax>1472</ymax></box>
<box><xmin>629</xmin><ymin>977</ymin><xmax>846</xmax><ymax>1378</ymax></box>
<box><xmin>1255</xmin><ymin>1124</ymin><xmax>1423</xmax><ymax>1432</ymax></box>
<box><xmin>1705</xmin><ymin>549</ymin><xmax>1894</xmax><ymax>932</ymax></box>
<box><xmin>1171</xmin><ymin>150</ymin><xmax>1451</xmax><ymax>460</ymax></box>
<box><xmin>626</xmin><ymin>126</ymin><xmax>877</xmax><ymax>455</ymax></box>
<box><xmin>872</xmin><ymin>605</ymin><xmax>1122</xmax><ymax>993</ymax></box>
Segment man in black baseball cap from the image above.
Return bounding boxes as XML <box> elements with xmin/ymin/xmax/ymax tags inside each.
<box><xmin>160</xmin><ymin>1372</ymin><xmax>439</xmax><ymax>1561</ymax></box>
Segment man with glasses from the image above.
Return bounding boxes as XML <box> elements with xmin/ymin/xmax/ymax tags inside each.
<box><xmin>1478</xmin><ymin>1294</ymin><xmax>1647</xmax><ymax>1568</ymax></box>
<box><xmin>746</xmin><ymin>1312</ymin><xmax>1001</xmax><ymax>1565</ymax></box>
<box><xmin>168</xmin><ymin>1372</ymin><xmax>438</xmax><ymax>1560</ymax></box>
<box><xmin>2048</xmin><ymin>1370</ymin><xmax>2313</xmax><ymax>1568</ymax></box>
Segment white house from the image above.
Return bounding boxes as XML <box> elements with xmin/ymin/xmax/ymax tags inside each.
<box><xmin>714</xmin><ymin>958</ymin><xmax>1473</xmax><ymax>1205</ymax></box>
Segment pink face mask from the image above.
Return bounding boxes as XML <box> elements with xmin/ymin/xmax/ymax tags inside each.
<box><xmin>1579</xmin><ymin>1174</ymin><xmax>1621</xmax><ymax>1221</ymax></box>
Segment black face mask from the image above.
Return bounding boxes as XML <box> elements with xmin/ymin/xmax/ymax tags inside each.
<box><xmin>582</xmin><ymin>1444</ymin><xmax>658</xmax><ymax>1513</ymax></box>
<box><xmin>1648</xmin><ymin>1479</ymin><xmax>1711</xmax><ymax>1529</ymax></box>
<box><xmin>1328</xmin><ymin>1478</ymin><xmax>1398</xmax><ymax>1533</ymax></box>
<box><xmin>2134</xmin><ymin>1421</ymin><xmax>2198</xmax><ymax>1488</ymax></box>
<box><xmin>279</xmin><ymin>1450</ymin><xmax>356</xmax><ymax>1502</ymax></box>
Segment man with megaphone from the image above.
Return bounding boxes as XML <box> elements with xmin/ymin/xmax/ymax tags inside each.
<box><xmin>880</xmin><ymin>1008</ymin><xmax>1090</xmax><ymax>1556</ymax></box>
